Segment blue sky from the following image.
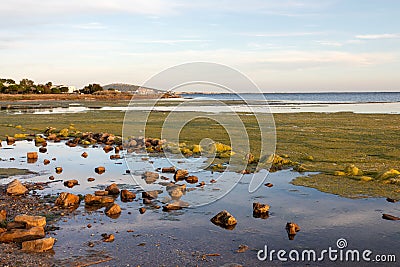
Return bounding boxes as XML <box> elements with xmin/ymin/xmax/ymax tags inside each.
<box><xmin>1</xmin><ymin>0</ymin><xmax>400</xmax><ymax>92</ymax></box>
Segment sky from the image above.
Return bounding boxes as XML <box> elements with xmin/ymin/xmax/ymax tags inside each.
<box><xmin>1</xmin><ymin>0</ymin><xmax>400</xmax><ymax>92</ymax></box>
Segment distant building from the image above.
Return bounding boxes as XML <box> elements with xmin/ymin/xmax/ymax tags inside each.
<box><xmin>51</xmin><ymin>85</ymin><xmax>76</xmax><ymax>93</ymax></box>
<box><xmin>136</xmin><ymin>87</ymin><xmax>155</xmax><ymax>95</ymax></box>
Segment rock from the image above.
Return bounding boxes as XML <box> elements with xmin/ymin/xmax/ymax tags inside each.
<box><xmin>55</xmin><ymin>192</ymin><xmax>80</xmax><ymax>208</ymax></box>
<box><xmin>94</xmin><ymin>190</ymin><xmax>108</xmax><ymax>196</ymax></box>
<box><xmin>143</xmin><ymin>198</ymin><xmax>152</xmax><ymax>204</ymax></box>
<box><xmin>210</xmin><ymin>210</ymin><xmax>237</xmax><ymax>229</ymax></box>
<box><xmin>264</xmin><ymin>183</ymin><xmax>273</xmax><ymax>187</ymax></box>
<box><xmin>166</xmin><ymin>184</ymin><xmax>186</xmax><ymax>199</ymax></box>
<box><xmin>27</xmin><ymin>152</ymin><xmax>38</xmax><ymax>159</ymax></box>
<box><xmin>39</xmin><ymin>147</ymin><xmax>47</xmax><ymax>153</ymax></box>
<box><xmin>103</xmin><ymin>145</ymin><xmax>114</xmax><ymax>153</ymax></box>
<box><xmin>210</xmin><ymin>179</ymin><xmax>217</xmax><ymax>183</ymax></box>
<box><xmin>142</xmin><ymin>190</ymin><xmax>160</xmax><ymax>200</ymax></box>
<box><xmin>102</xmin><ymin>233</ymin><xmax>115</xmax><ymax>242</ymax></box>
<box><xmin>87</xmin><ymin>177</ymin><xmax>95</xmax><ymax>182</ymax></box>
<box><xmin>139</xmin><ymin>207</ymin><xmax>146</xmax><ymax>214</ymax></box>
<box><xmin>21</xmin><ymin>237</ymin><xmax>55</xmax><ymax>252</ymax></box>
<box><xmin>0</xmin><ymin>226</ymin><xmax>45</xmax><ymax>243</ymax></box>
<box><xmin>81</xmin><ymin>152</ymin><xmax>88</xmax><ymax>158</ymax></box>
<box><xmin>0</xmin><ymin>228</ymin><xmax>6</xmax><ymax>234</ymax></box>
<box><xmin>105</xmin><ymin>183</ymin><xmax>120</xmax><ymax>195</ymax></box>
<box><xmin>95</xmin><ymin>166</ymin><xmax>105</xmax><ymax>174</ymax></box>
<box><xmin>6</xmin><ymin>222</ymin><xmax>25</xmax><ymax>230</ymax></box>
<box><xmin>245</xmin><ymin>153</ymin><xmax>255</xmax><ymax>164</ymax></box>
<box><xmin>104</xmin><ymin>204</ymin><xmax>121</xmax><ymax>218</ymax></box>
<box><xmin>174</xmin><ymin>169</ymin><xmax>189</xmax><ymax>181</ymax></box>
<box><xmin>121</xmin><ymin>189</ymin><xmax>136</xmax><ymax>202</ymax></box>
<box><xmin>63</xmin><ymin>179</ymin><xmax>79</xmax><ymax>188</ymax></box>
<box><xmin>125</xmin><ymin>170</ymin><xmax>131</xmax><ymax>174</ymax></box>
<box><xmin>162</xmin><ymin>167</ymin><xmax>176</xmax><ymax>173</ymax></box>
<box><xmin>84</xmin><ymin>194</ymin><xmax>114</xmax><ymax>206</ymax></box>
<box><xmin>14</xmin><ymin>215</ymin><xmax>46</xmax><ymax>228</ymax></box>
<box><xmin>286</xmin><ymin>222</ymin><xmax>300</xmax><ymax>240</ymax></box>
<box><xmin>6</xmin><ymin>136</ymin><xmax>16</xmax><ymax>145</ymax></box>
<box><xmin>236</xmin><ymin>244</ymin><xmax>249</xmax><ymax>253</ymax></box>
<box><xmin>253</xmin><ymin>202</ymin><xmax>270</xmax><ymax>219</ymax></box>
<box><xmin>43</xmin><ymin>159</ymin><xmax>51</xmax><ymax>165</ymax></box>
<box><xmin>55</xmin><ymin>167</ymin><xmax>63</xmax><ymax>174</ymax></box>
<box><xmin>378</xmin><ymin>169</ymin><xmax>400</xmax><ymax>180</ymax></box>
<box><xmin>6</xmin><ymin>179</ymin><xmax>28</xmax><ymax>196</ymax></box>
<box><xmin>197</xmin><ymin>181</ymin><xmax>206</xmax><ymax>187</ymax></box>
<box><xmin>185</xmin><ymin>176</ymin><xmax>199</xmax><ymax>184</ymax></box>
<box><xmin>162</xmin><ymin>203</ymin><xmax>183</xmax><ymax>211</ymax></box>
<box><xmin>344</xmin><ymin>164</ymin><xmax>363</xmax><ymax>176</ymax></box>
<box><xmin>386</xmin><ymin>198</ymin><xmax>398</xmax><ymax>203</ymax></box>
<box><xmin>49</xmin><ymin>176</ymin><xmax>55</xmax><ymax>181</ymax></box>
<box><xmin>142</xmin><ymin>171</ymin><xmax>159</xmax><ymax>184</ymax></box>
<box><xmin>0</xmin><ymin>210</ymin><xmax>6</xmax><ymax>221</ymax></box>
<box><xmin>382</xmin><ymin>213</ymin><xmax>400</xmax><ymax>221</ymax></box>
<box><xmin>110</xmin><ymin>154</ymin><xmax>121</xmax><ymax>160</ymax></box>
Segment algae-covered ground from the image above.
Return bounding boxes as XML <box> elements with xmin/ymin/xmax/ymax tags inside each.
<box><xmin>1</xmin><ymin>104</ymin><xmax>399</xmax><ymax>199</ymax></box>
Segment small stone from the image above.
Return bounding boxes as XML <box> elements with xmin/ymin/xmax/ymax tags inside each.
<box><xmin>110</xmin><ymin>154</ymin><xmax>121</xmax><ymax>160</ymax></box>
<box><xmin>6</xmin><ymin>179</ymin><xmax>28</xmax><ymax>196</ymax></box>
<box><xmin>197</xmin><ymin>181</ymin><xmax>206</xmax><ymax>187</ymax></box>
<box><xmin>55</xmin><ymin>167</ymin><xmax>63</xmax><ymax>174</ymax></box>
<box><xmin>162</xmin><ymin>204</ymin><xmax>182</xmax><ymax>211</ymax></box>
<box><xmin>43</xmin><ymin>159</ymin><xmax>51</xmax><ymax>165</ymax></box>
<box><xmin>264</xmin><ymin>183</ymin><xmax>273</xmax><ymax>187</ymax></box>
<box><xmin>105</xmin><ymin>183</ymin><xmax>120</xmax><ymax>195</ymax></box>
<box><xmin>102</xmin><ymin>233</ymin><xmax>115</xmax><ymax>242</ymax></box>
<box><xmin>105</xmin><ymin>204</ymin><xmax>121</xmax><ymax>218</ymax></box>
<box><xmin>174</xmin><ymin>169</ymin><xmax>189</xmax><ymax>181</ymax></box>
<box><xmin>39</xmin><ymin>147</ymin><xmax>47</xmax><ymax>153</ymax></box>
<box><xmin>286</xmin><ymin>222</ymin><xmax>300</xmax><ymax>240</ymax></box>
<box><xmin>94</xmin><ymin>190</ymin><xmax>108</xmax><ymax>196</ymax></box>
<box><xmin>162</xmin><ymin>167</ymin><xmax>176</xmax><ymax>173</ymax></box>
<box><xmin>81</xmin><ymin>152</ymin><xmax>88</xmax><ymax>158</ymax></box>
<box><xmin>87</xmin><ymin>224</ymin><xmax>92</xmax><ymax>228</ymax></box>
<box><xmin>14</xmin><ymin>215</ymin><xmax>46</xmax><ymax>228</ymax></box>
<box><xmin>185</xmin><ymin>176</ymin><xmax>199</xmax><ymax>184</ymax></box>
<box><xmin>84</xmin><ymin>194</ymin><xmax>114</xmax><ymax>205</ymax></box>
<box><xmin>139</xmin><ymin>207</ymin><xmax>146</xmax><ymax>214</ymax></box>
<box><xmin>55</xmin><ymin>192</ymin><xmax>80</xmax><ymax>208</ymax></box>
<box><xmin>142</xmin><ymin>171</ymin><xmax>159</xmax><ymax>184</ymax></box>
<box><xmin>121</xmin><ymin>189</ymin><xmax>136</xmax><ymax>202</ymax></box>
<box><xmin>95</xmin><ymin>166</ymin><xmax>105</xmax><ymax>174</ymax></box>
<box><xmin>386</xmin><ymin>198</ymin><xmax>398</xmax><ymax>203</ymax></box>
<box><xmin>382</xmin><ymin>213</ymin><xmax>400</xmax><ymax>221</ymax></box>
<box><xmin>253</xmin><ymin>202</ymin><xmax>270</xmax><ymax>219</ymax></box>
<box><xmin>63</xmin><ymin>179</ymin><xmax>79</xmax><ymax>188</ymax></box>
<box><xmin>210</xmin><ymin>210</ymin><xmax>237</xmax><ymax>229</ymax></box>
<box><xmin>103</xmin><ymin>145</ymin><xmax>114</xmax><ymax>153</ymax></box>
<box><xmin>49</xmin><ymin>176</ymin><xmax>55</xmax><ymax>181</ymax></box>
<box><xmin>21</xmin><ymin>237</ymin><xmax>55</xmax><ymax>252</ymax></box>
<box><xmin>27</xmin><ymin>152</ymin><xmax>38</xmax><ymax>159</ymax></box>
<box><xmin>236</xmin><ymin>244</ymin><xmax>249</xmax><ymax>253</ymax></box>
<box><xmin>0</xmin><ymin>210</ymin><xmax>6</xmax><ymax>221</ymax></box>
<box><xmin>210</xmin><ymin>179</ymin><xmax>217</xmax><ymax>183</ymax></box>
<box><xmin>87</xmin><ymin>177</ymin><xmax>95</xmax><ymax>182</ymax></box>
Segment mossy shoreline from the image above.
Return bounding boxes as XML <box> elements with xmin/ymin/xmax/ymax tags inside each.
<box><xmin>1</xmin><ymin>103</ymin><xmax>399</xmax><ymax>199</ymax></box>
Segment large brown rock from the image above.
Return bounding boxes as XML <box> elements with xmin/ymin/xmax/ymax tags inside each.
<box><xmin>174</xmin><ymin>169</ymin><xmax>189</xmax><ymax>181</ymax></box>
<box><xmin>104</xmin><ymin>204</ymin><xmax>121</xmax><ymax>218</ymax></box>
<box><xmin>253</xmin><ymin>202</ymin><xmax>270</xmax><ymax>219</ymax></box>
<box><xmin>6</xmin><ymin>179</ymin><xmax>28</xmax><ymax>196</ymax></box>
<box><xmin>0</xmin><ymin>226</ymin><xmax>45</xmax><ymax>243</ymax></box>
<box><xmin>142</xmin><ymin>171</ymin><xmax>159</xmax><ymax>184</ymax></box>
<box><xmin>120</xmin><ymin>190</ymin><xmax>136</xmax><ymax>202</ymax></box>
<box><xmin>14</xmin><ymin>215</ymin><xmax>46</xmax><ymax>228</ymax></box>
<box><xmin>84</xmin><ymin>194</ymin><xmax>114</xmax><ymax>206</ymax></box>
<box><xmin>185</xmin><ymin>176</ymin><xmax>198</xmax><ymax>184</ymax></box>
<box><xmin>55</xmin><ymin>192</ymin><xmax>80</xmax><ymax>208</ymax></box>
<box><xmin>21</xmin><ymin>237</ymin><xmax>55</xmax><ymax>252</ymax></box>
<box><xmin>211</xmin><ymin>210</ymin><xmax>237</xmax><ymax>229</ymax></box>
<box><xmin>105</xmin><ymin>183</ymin><xmax>120</xmax><ymax>195</ymax></box>
<box><xmin>63</xmin><ymin>179</ymin><xmax>79</xmax><ymax>188</ymax></box>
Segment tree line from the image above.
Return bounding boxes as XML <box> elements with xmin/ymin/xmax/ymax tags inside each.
<box><xmin>0</xmin><ymin>78</ymin><xmax>103</xmax><ymax>94</ymax></box>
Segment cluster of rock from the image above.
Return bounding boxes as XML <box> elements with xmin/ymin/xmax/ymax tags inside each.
<box><xmin>124</xmin><ymin>137</ymin><xmax>164</xmax><ymax>154</ymax></box>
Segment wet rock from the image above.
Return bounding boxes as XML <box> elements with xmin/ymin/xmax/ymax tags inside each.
<box><xmin>104</xmin><ymin>203</ymin><xmax>121</xmax><ymax>218</ymax></box>
<box><xmin>55</xmin><ymin>167</ymin><xmax>63</xmax><ymax>174</ymax></box>
<box><xmin>245</xmin><ymin>153</ymin><xmax>256</xmax><ymax>164</ymax></box>
<box><xmin>185</xmin><ymin>176</ymin><xmax>199</xmax><ymax>184</ymax></box>
<box><xmin>264</xmin><ymin>183</ymin><xmax>273</xmax><ymax>187</ymax></box>
<box><xmin>236</xmin><ymin>244</ymin><xmax>249</xmax><ymax>253</ymax></box>
<box><xmin>162</xmin><ymin>167</ymin><xmax>176</xmax><ymax>173</ymax></box>
<box><xmin>84</xmin><ymin>194</ymin><xmax>114</xmax><ymax>205</ymax></box>
<box><xmin>197</xmin><ymin>181</ymin><xmax>206</xmax><ymax>187</ymax></box>
<box><xmin>143</xmin><ymin>198</ymin><xmax>152</xmax><ymax>204</ymax></box>
<box><xmin>386</xmin><ymin>198</ymin><xmax>398</xmax><ymax>203</ymax></box>
<box><xmin>210</xmin><ymin>179</ymin><xmax>217</xmax><ymax>183</ymax></box>
<box><xmin>0</xmin><ymin>226</ymin><xmax>45</xmax><ymax>243</ymax></box>
<box><xmin>63</xmin><ymin>179</ymin><xmax>79</xmax><ymax>188</ymax></box>
<box><xmin>142</xmin><ymin>171</ymin><xmax>159</xmax><ymax>184</ymax></box>
<box><xmin>166</xmin><ymin>184</ymin><xmax>186</xmax><ymax>199</ymax></box>
<box><xmin>286</xmin><ymin>222</ymin><xmax>300</xmax><ymax>240</ymax></box>
<box><xmin>0</xmin><ymin>210</ymin><xmax>6</xmax><ymax>221</ymax></box>
<box><xmin>102</xmin><ymin>233</ymin><xmax>115</xmax><ymax>242</ymax></box>
<box><xmin>162</xmin><ymin>203</ymin><xmax>183</xmax><ymax>211</ymax></box>
<box><xmin>121</xmin><ymin>189</ymin><xmax>136</xmax><ymax>202</ymax></box>
<box><xmin>105</xmin><ymin>183</ymin><xmax>120</xmax><ymax>195</ymax></box>
<box><xmin>142</xmin><ymin>190</ymin><xmax>160</xmax><ymax>200</ymax></box>
<box><xmin>81</xmin><ymin>152</ymin><xmax>88</xmax><ymax>158</ymax></box>
<box><xmin>6</xmin><ymin>222</ymin><xmax>25</xmax><ymax>230</ymax></box>
<box><xmin>382</xmin><ymin>214</ymin><xmax>400</xmax><ymax>221</ymax></box>
<box><xmin>95</xmin><ymin>166</ymin><xmax>105</xmax><ymax>174</ymax></box>
<box><xmin>55</xmin><ymin>192</ymin><xmax>80</xmax><ymax>208</ymax></box>
<box><xmin>103</xmin><ymin>145</ymin><xmax>114</xmax><ymax>153</ymax></box>
<box><xmin>210</xmin><ymin>210</ymin><xmax>237</xmax><ymax>229</ymax></box>
<box><xmin>174</xmin><ymin>169</ymin><xmax>189</xmax><ymax>181</ymax></box>
<box><xmin>253</xmin><ymin>202</ymin><xmax>270</xmax><ymax>219</ymax></box>
<box><xmin>27</xmin><ymin>152</ymin><xmax>38</xmax><ymax>160</ymax></box>
<box><xmin>6</xmin><ymin>179</ymin><xmax>28</xmax><ymax>196</ymax></box>
<box><xmin>6</xmin><ymin>136</ymin><xmax>16</xmax><ymax>145</ymax></box>
<box><xmin>21</xmin><ymin>237</ymin><xmax>55</xmax><ymax>252</ymax></box>
<box><xmin>39</xmin><ymin>147</ymin><xmax>47</xmax><ymax>153</ymax></box>
<box><xmin>87</xmin><ymin>177</ymin><xmax>95</xmax><ymax>182</ymax></box>
<box><xmin>49</xmin><ymin>176</ymin><xmax>55</xmax><ymax>181</ymax></box>
<box><xmin>378</xmin><ymin>169</ymin><xmax>400</xmax><ymax>180</ymax></box>
<box><xmin>43</xmin><ymin>159</ymin><xmax>50</xmax><ymax>165</ymax></box>
<box><xmin>344</xmin><ymin>164</ymin><xmax>363</xmax><ymax>176</ymax></box>
<box><xmin>139</xmin><ymin>207</ymin><xmax>146</xmax><ymax>214</ymax></box>
<box><xmin>14</xmin><ymin>215</ymin><xmax>46</xmax><ymax>228</ymax></box>
<box><xmin>94</xmin><ymin>190</ymin><xmax>108</xmax><ymax>196</ymax></box>
<box><xmin>125</xmin><ymin>170</ymin><xmax>131</xmax><ymax>174</ymax></box>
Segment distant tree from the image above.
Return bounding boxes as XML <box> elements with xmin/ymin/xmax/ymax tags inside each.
<box><xmin>80</xmin><ymin>83</ymin><xmax>103</xmax><ymax>94</ymax></box>
<box><xmin>60</xmin><ymin>87</ymin><xmax>69</xmax><ymax>93</ymax></box>
<box><xmin>51</xmin><ymin>87</ymin><xmax>61</xmax><ymax>94</ymax></box>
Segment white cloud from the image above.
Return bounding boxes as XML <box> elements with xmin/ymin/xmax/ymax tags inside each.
<box><xmin>356</xmin><ymin>33</ymin><xmax>400</xmax><ymax>40</ymax></box>
<box><xmin>73</xmin><ymin>22</ymin><xmax>107</xmax><ymax>30</ymax></box>
<box><xmin>242</xmin><ymin>32</ymin><xmax>323</xmax><ymax>38</ymax></box>
<box><xmin>315</xmin><ymin>40</ymin><xmax>343</xmax><ymax>47</ymax></box>
<box><xmin>135</xmin><ymin>39</ymin><xmax>210</xmax><ymax>45</ymax></box>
